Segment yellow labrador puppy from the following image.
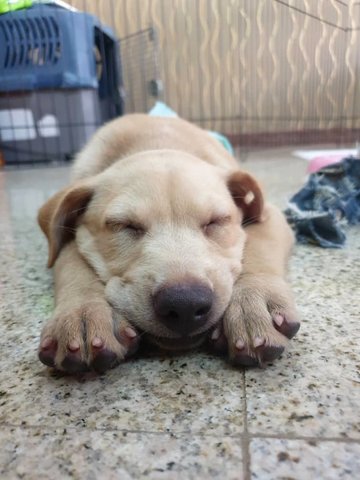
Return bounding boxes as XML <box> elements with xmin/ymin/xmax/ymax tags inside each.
<box><xmin>38</xmin><ymin>115</ymin><xmax>300</xmax><ymax>373</ymax></box>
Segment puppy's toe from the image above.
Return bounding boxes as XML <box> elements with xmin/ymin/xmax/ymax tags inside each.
<box><xmin>38</xmin><ymin>337</ymin><xmax>57</xmax><ymax>367</ymax></box>
<box><xmin>272</xmin><ymin>313</ymin><xmax>300</xmax><ymax>339</ymax></box>
<box><xmin>61</xmin><ymin>351</ymin><xmax>89</xmax><ymax>374</ymax></box>
<box><xmin>233</xmin><ymin>354</ymin><xmax>259</xmax><ymax>367</ymax></box>
<box><xmin>87</xmin><ymin>325</ymin><xmax>138</xmax><ymax>373</ymax></box>
<box><xmin>86</xmin><ymin>335</ymin><xmax>120</xmax><ymax>373</ymax></box>
<box><xmin>54</xmin><ymin>336</ymin><xmax>89</xmax><ymax>374</ymax></box>
<box><xmin>85</xmin><ymin>310</ymin><xmax>139</xmax><ymax>372</ymax></box>
<box><xmin>231</xmin><ymin>339</ymin><xmax>259</xmax><ymax>366</ymax></box>
<box><xmin>254</xmin><ymin>338</ymin><xmax>285</xmax><ymax>364</ymax></box>
<box><xmin>115</xmin><ymin>323</ymin><xmax>140</xmax><ymax>358</ymax></box>
<box><xmin>91</xmin><ymin>344</ymin><xmax>119</xmax><ymax>374</ymax></box>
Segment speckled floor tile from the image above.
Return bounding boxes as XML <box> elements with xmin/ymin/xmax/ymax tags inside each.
<box><xmin>0</xmin><ymin>426</ymin><xmax>243</xmax><ymax>480</ymax></box>
<box><xmin>0</xmin><ymin>347</ymin><xmax>244</xmax><ymax>434</ymax></box>
<box><xmin>250</xmin><ymin>438</ymin><xmax>360</xmax><ymax>480</ymax></box>
<box><xmin>244</xmin><ymin>228</ymin><xmax>360</xmax><ymax>439</ymax></box>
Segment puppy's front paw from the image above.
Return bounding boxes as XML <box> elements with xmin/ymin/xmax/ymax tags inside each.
<box><xmin>211</xmin><ymin>274</ymin><xmax>300</xmax><ymax>367</ymax></box>
<box><xmin>38</xmin><ymin>301</ymin><xmax>139</xmax><ymax>374</ymax></box>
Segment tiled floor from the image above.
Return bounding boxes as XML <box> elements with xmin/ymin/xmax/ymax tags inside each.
<box><xmin>0</xmin><ymin>150</ymin><xmax>359</xmax><ymax>479</ymax></box>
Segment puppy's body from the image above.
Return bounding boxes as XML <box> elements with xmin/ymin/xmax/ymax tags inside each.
<box><xmin>72</xmin><ymin>115</ymin><xmax>238</xmax><ymax>181</ymax></box>
<box><xmin>38</xmin><ymin>115</ymin><xmax>300</xmax><ymax>373</ymax></box>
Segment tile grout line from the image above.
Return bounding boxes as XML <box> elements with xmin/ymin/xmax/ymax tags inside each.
<box><xmin>248</xmin><ymin>432</ymin><xmax>360</xmax><ymax>444</ymax></box>
<box><xmin>241</xmin><ymin>369</ymin><xmax>252</xmax><ymax>480</ymax></box>
<box><xmin>0</xmin><ymin>424</ymin><xmax>359</xmax><ymax>445</ymax></box>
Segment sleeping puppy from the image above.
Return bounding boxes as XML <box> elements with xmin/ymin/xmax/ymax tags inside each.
<box><xmin>38</xmin><ymin>115</ymin><xmax>300</xmax><ymax>373</ymax></box>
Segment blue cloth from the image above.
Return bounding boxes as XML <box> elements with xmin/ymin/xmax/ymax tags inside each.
<box><xmin>285</xmin><ymin>157</ymin><xmax>360</xmax><ymax>248</ymax></box>
<box><xmin>148</xmin><ymin>101</ymin><xmax>234</xmax><ymax>156</ymax></box>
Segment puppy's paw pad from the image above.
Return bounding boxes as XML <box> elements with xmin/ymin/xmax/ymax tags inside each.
<box><xmin>272</xmin><ymin>313</ymin><xmax>300</xmax><ymax>339</ymax></box>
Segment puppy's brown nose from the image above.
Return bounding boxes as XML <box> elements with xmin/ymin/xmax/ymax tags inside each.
<box><xmin>153</xmin><ymin>284</ymin><xmax>213</xmax><ymax>336</ymax></box>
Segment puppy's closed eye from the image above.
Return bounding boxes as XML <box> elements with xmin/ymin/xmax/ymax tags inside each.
<box><xmin>202</xmin><ymin>215</ymin><xmax>231</xmax><ymax>235</ymax></box>
<box><xmin>105</xmin><ymin>219</ymin><xmax>146</xmax><ymax>237</ymax></box>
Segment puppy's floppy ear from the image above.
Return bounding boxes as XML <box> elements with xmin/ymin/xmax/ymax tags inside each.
<box><xmin>228</xmin><ymin>170</ymin><xmax>264</xmax><ymax>224</ymax></box>
<box><xmin>38</xmin><ymin>180</ymin><xmax>95</xmax><ymax>268</ymax></box>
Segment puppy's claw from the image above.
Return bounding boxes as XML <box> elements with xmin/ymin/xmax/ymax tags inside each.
<box><xmin>124</xmin><ymin>326</ymin><xmax>137</xmax><ymax>339</ymax></box>
<box><xmin>235</xmin><ymin>339</ymin><xmax>245</xmax><ymax>350</ymax></box>
<box><xmin>211</xmin><ymin>328</ymin><xmax>221</xmax><ymax>340</ymax></box>
<box><xmin>253</xmin><ymin>337</ymin><xmax>265</xmax><ymax>348</ymax></box>
<box><xmin>91</xmin><ymin>337</ymin><xmax>104</xmax><ymax>348</ymax></box>
<box><xmin>208</xmin><ymin>325</ymin><xmax>227</xmax><ymax>354</ymax></box>
<box><xmin>116</xmin><ymin>326</ymin><xmax>139</xmax><ymax>357</ymax></box>
<box><xmin>68</xmin><ymin>340</ymin><xmax>80</xmax><ymax>352</ymax></box>
<box><xmin>273</xmin><ymin>314</ymin><xmax>284</xmax><ymax>327</ymax></box>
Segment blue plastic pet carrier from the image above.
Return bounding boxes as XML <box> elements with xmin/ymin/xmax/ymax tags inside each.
<box><xmin>0</xmin><ymin>3</ymin><xmax>124</xmax><ymax>164</ymax></box>
<box><xmin>0</xmin><ymin>3</ymin><xmax>122</xmax><ymax>95</ymax></box>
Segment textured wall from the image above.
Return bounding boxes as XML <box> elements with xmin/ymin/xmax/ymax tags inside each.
<box><xmin>68</xmin><ymin>0</ymin><xmax>360</xmax><ymax>138</ymax></box>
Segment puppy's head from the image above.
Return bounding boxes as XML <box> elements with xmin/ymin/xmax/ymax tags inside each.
<box><xmin>39</xmin><ymin>150</ymin><xmax>263</xmax><ymax>349</ymax></box>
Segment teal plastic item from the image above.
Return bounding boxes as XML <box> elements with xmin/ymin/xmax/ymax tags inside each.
<box><xmin>148</xmin><ymin>101</ymin><xmax>178</xmax><ymax>118</ymax></box>
<box><xmin>149</xmin><ymin>101</ymin><xmax>234</xmax><ymax>156</ymax></box>
<box><xmin>207</xmin><ymin>130</ymin><xmax>234</xmax><ymax>156</ymax></box>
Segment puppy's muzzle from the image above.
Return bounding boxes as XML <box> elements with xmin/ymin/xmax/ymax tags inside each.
<box><xmin>153</xmin><ymin>283</ymin><xmax>213</xmax><ymax>336</ymax></box>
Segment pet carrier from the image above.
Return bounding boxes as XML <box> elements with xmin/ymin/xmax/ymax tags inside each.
<box><xmin>0</xmin><ymin>3</ymin><xmax>123</xmax><ymax>164</ymax></box>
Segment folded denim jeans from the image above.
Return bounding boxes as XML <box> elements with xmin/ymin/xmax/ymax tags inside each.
<box><xmin>284</xmin><ymin>157</ymin><xmax>360</xmax><ymax>248</ymax></box>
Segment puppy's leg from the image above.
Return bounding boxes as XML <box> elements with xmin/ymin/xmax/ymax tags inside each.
<box><xmin>38</xmin><ymin>242</ymin><xmax>139</xmax><ymax>373</ymax></box>
<box><xmin>212</xmin><ymin>204</ymin><xmax>300</xmax><ymax>366</ymax></box>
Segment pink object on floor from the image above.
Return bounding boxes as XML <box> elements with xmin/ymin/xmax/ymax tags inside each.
<box><xmin>307</xmin><ymin>155</ymin><xmax>344</xmax><ymax>173</ymax></box>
